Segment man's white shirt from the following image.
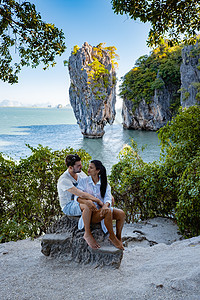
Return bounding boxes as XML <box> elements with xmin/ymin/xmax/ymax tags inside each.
<box><xmin>57</xmin><ymin>170</ymin><xmax>87</xmax><ymax>210</ymax></box>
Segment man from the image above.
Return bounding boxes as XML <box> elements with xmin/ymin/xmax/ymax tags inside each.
<box><xmin>57</xmin><ymin>154</ymin><xmax>125</xmax><ymax>249</ymax></box>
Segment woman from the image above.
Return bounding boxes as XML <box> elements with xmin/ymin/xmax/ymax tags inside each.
<box><xmin>75</xmin><ymin>160</ymin><xmax>125</xmax><ymax>250</ymax></box>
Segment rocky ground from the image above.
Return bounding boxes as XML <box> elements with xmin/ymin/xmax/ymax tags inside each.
<box><xmin>1</xmin><ymin>217</ymin><xmax>200</xmax><ymax>300</ymax></box>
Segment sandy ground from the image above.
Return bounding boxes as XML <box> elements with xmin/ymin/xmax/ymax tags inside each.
<box><xmin>1</xmin><ymin>217</ymin><xmax>200</xmax><ymax>300</ymax></box>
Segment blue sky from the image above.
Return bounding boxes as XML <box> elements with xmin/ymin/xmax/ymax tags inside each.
<box><xmin>0</xmin><ymin>0</ymin><xmax>151</xmax><ymax>107</ymax></box>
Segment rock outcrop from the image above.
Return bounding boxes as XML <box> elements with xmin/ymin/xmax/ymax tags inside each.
<box><xmin>122</xmin><ymin>43</ymin><xmax>200</xmax><ymax>131</ymax></box>
<box><xmin>180</xmin><ymin>44</ymin><xmax>200</xmax><ymax>107</ymax></box>
<box><xmin>122</xmin><ymin>83</ymin><xmax>173</xmax><ymax>131</ymax></box>
<box><xmin>68</xmin><ymin>42</ymin><xmax>117</xmax><ymax>138</ymax></box>
<box><xmin>41</xmin><ymin>215</ymin><xmax>123</xmax><ymax>268</ymax></box>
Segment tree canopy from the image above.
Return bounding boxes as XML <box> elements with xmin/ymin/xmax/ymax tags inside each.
<box><xmin>0</xmin><ymin>0</ymin><xmax>66</xmax><ymax>83</ymax></box>
<box><xmin>111</xmin><ymin>0</ymin><xmax>200</xmax><ymax>46</ymax></box>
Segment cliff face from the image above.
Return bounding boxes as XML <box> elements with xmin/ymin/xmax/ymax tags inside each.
<box><xmin>180</xmin><ymin>44</ymin><xmax>200</xmax><ymax>107</ymax></box>
<box><xmin>122</xmin><ymin>80</ymin><xmax>174</xmax><ymax>131</ymax></box>
<box><xmin>68</xmin><ymin>42</ymin><xmax>116</xmax><ymax>138</ymax></box>
<box><xmin>122</xmin><ymin>44</ymin><xmax>200</xmax><ymax>131</ymax></box>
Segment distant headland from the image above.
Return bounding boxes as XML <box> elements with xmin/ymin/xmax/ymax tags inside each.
<box><xmin>0</xmin><ymin>99</ymin><xmax>71</xmax><ymax>109</ymax></box>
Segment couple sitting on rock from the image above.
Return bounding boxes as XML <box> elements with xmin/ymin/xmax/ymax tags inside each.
<box><xmin>57</xmin><ymin>154</ymin><xmax>125</xmax><ymax>250</ymax></box>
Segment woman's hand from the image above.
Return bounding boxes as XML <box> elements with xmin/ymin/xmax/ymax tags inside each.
<box><xmin>100</xmin><ymin>203</ymin><xmax>110</xmax><ymax>218</ymax></box>
<box><xmin>96</xmin><ymin>199</ymin><xmax>103</xmax><ymax>207</ymax></box>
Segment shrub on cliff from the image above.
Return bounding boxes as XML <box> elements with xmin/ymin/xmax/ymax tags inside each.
<box><xmin>0</xmin><ymin>145</ymin><xmax>91</xmax><ymax>243</ymax></box>
<box><xmin>119</xmin><ymin>42</ymin><xmax>182</xmax><ymax>114</ymax></box>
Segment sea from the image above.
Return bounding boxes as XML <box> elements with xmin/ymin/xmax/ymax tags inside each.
<box><xmin>0</xmin><ymin>107</ymin><xmax>161</xmax><ymax>174</ymax></box>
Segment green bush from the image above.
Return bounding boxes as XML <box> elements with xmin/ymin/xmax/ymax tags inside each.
<box><xmin>109</xmin><ymin>106</ymin><xmax>200</xmax><ymax>237</ymax></box>
<box><xmin>0</xmin><ymin>145</ymin><xmax>91</xmax><ymax>243</ymax></box>
<box><xmin>109</xmin><ymin>142</ymin><xmax>148</xmax><ymax>222</ymax></box>
<box><xmin>176</xmin><ymin>156</ymin><xmax>200</xmax><ymax>237</ymax></box>
<box><xmin>158</xmin><ymin>106</ymin><xmax>200</xmax><ymax>162</ymax></box>
<box><xmin>109</xmin><ymin>142</ymin><xmax>177</xmax><ymax>223</ymax></box>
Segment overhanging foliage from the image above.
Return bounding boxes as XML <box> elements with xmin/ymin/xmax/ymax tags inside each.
<box><xmin>0</xmin><ymin>0</ymin><xmax>66</xmax><ymax>83</ymax></box>
<box><xmin>111</xmin><ymin>0</ymin><xmax>200</xmax><ymax>46</ymax></box>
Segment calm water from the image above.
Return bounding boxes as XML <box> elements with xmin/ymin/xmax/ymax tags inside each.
<box><xmin>0</xmin><ymin>107</ymin><xmax>161</xmax><ymax>173</ymax></box>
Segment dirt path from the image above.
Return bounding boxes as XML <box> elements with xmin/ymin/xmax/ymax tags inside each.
<box><xmin>1</xmin><ymin>219</ymin><xmax>200</xmax><ymax>300</ymax></box>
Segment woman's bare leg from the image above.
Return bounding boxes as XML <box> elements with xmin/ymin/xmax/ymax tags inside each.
<box><xmin>91</xmin><ymin>209</ymin><xmax>124</xmax><ymax>250</ymax></box>
<box><xmin>104</xmin><ymin>209</ymin><xmax>124</xmax><ymax>250</ymax></box>
<box><xmin>113</xmin><ymin>208</ymin><xmax>125</xmax><ymax>241</ymax></box>
<box><xmin>80</xmin><ymin>203</ymin><xmax>100</xmax><ymax>249</ymax></box>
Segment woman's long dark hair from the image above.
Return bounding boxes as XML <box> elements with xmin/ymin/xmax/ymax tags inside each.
<box><xmin>91</xmin><ymin>160</ymin><xmax>107</xmax><ymax>198</ymax></box>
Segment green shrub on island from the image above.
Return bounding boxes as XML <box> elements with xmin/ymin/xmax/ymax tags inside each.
<box><xmin>109</xmin><ymin>106</ymin><xmax>200</xmax><ymax>237</ymax></box>
<box><xmin>119</xmin><ymin>42</ymin><xmax>182</xmax><ymax>114</ymax></box>
<box><xmin>0</xmin><ymin>146</ymin><xmax>91</xmax><ymax>243</ymax></box>
<box><xmin>75</xmin><ymin>42</ymin><xmax>119</xmax><ymax>101</ymax></box>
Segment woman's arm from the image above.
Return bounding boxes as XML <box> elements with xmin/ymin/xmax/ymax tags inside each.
<box><xmin>99</xmin><ymin>184</ymin><xmax>113</xmax><ymax>217</ymax></box>
<box><xmin>102</xmin><ymin>184</ymin><xmax>112</xmax><ymax>207</ymax></box>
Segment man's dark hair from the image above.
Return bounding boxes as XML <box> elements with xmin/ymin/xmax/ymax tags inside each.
<box><xmin>65</xmin><ymin>154</ymin><xmax>81</xmax><ymax>167</ymax></box>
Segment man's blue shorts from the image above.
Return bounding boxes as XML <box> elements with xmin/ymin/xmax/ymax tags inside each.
<box><xmin>62</xmin><ymin>200</ymin><xmax>82</xmax><ymax>216</ymax></box>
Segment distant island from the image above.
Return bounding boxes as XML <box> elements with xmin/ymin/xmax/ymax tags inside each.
<box><xmin>0</xmin><ymin>99</ymin><xmax>72</xmax><ymax>109</ymax></box>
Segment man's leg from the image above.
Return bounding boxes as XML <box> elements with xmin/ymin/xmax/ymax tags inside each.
<box><xmin>79</xmin><ymin>203</ymin><xmax>100</xmax><ymax>249</ymax></box>
<box><xmin>113</xmin><ymin>208</ymin><xmax>125</xmax><ymax>242</ymax></box>
<box><xmin>91</xmin><ymin>209</ymin><xmax>124</xmax><ymax>250</ymax></box>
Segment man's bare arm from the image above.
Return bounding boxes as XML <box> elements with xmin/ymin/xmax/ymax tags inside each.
<box><xmin>77</xmin><ymin>197</ymin><xmax>97</xmax><ymax>211</ymax></box>
<box><xmin>67</xmin><ymin>186</ymin><xmax>103</xmax><ymax>206</ymax></box>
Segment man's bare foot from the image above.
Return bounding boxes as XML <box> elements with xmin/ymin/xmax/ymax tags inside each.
<box><xmin>84</xmin><ymin>233</ymin><xmax>100</xmax><ymax>249</ymax></box>
<box><xmin>109</xmin><ymin>236</ymin><xmax>124</xmax><ymax>250</ymax></box>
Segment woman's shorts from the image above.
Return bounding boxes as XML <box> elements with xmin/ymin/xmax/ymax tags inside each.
<box><xmin>62</xmin><ymin>201</ymin><xmax>82</xmax><ymax>216</ymax></box>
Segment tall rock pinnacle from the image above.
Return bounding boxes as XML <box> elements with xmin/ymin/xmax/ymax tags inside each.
<box><xmin>68</xmin><ymin>42</ymin><xmax>117</xmax><ymax>138</ymax></box>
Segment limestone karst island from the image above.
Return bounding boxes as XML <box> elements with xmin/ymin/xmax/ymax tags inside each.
<box><xmin>68</xmin><ymin>42</ymin><xmax>117</xmax><ymax>138</ymax></box>
<box><xmin>69</xmin><ymin>41</ymin><xmax>200</xmax><ymax>136</ymax></box>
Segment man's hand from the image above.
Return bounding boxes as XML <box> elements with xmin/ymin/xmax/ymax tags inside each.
<box><xmin>77</xmin><ymin>197</ymin><xmax>97</xmax><ymax>212</ymax></box>
<box><xmin>85</xmin><ymin>200</ymin><xmax>98</xmax><ymax>212</ymax></box>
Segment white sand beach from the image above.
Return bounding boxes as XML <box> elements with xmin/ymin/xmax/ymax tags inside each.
<box><xmin>1</xmin><ymin>218</ymin><xmax>200</xmax><ymax>300</ymax></box>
